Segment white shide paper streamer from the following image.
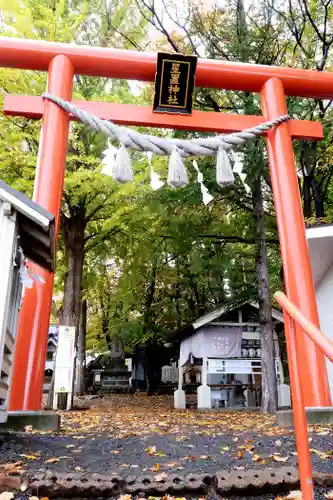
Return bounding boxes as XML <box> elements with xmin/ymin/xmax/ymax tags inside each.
<box><xmin>193</xmin><ymin>160</ymin><xmax>213</xmax><ymax>205</ymax></box>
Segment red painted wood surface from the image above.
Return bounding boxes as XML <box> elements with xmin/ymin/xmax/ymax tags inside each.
<box><xmin>4</xmin><ymin>95</ymin><xmax>323</xmax><ymax>141</ymax></box>
<box><xmin>9</xmin><ymin>56</ymin><xmax>74</xmax><ymax>411</ymax></box>
<box><xmin>1</xmin><ymin>37</ymin><xmax>333</xmax><ymax>97</ymax></box>
<box><xmin>261</xmin><ymin>77</ymin><xmax>331</xmax><ymax>408</ymax></box>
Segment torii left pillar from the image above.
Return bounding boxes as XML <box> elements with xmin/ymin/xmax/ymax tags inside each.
<box><xmin>9</xmin><ymin>56</ymin><xmax>74</xmax><ymax>411</ymax></box>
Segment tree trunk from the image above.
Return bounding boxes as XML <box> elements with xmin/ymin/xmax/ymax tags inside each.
<box><xmin>252</xmin><ymin>177</ymin><xmax>278</xmax><ymax>413</ymax></box>
<box><xmin>100</xmin><ymin>294</ymin><xmax>112</xmax><ymax>351</ymax></box>
<box><xmin>301</xmin><ymin>141</ymin><xmax>325</xmax><ymax>219</ymax></box>
<box><xmin>144</xmin><ymin>267</ymin><xmax>157</xmax><ymax>395</ymax></box>
<box><xmin>62</xmin><ymin>211</ymin><xmax>86</xmax><ymax>399</ymax></box>
<box><xmin>74</xmin><ymin>299</ymin><xmax>87</xmax><ymax>395</ymax></box>
<box><xmin>311</xmin><ymin>178</ymin><xmax>325</xmax><ymax>218</ymax></box>
<box><xmin>61</xmin><ymin>218</ymin><xmax>85</xmax><ymax>332</ymax></box>
<box><xmin>303</xmin><ymin>176</ymin><xmax>312</xmax><ymax>218</ymax></box>
<box><xmin>235</xmin><ymin>0</ymin><xmax>277</xmax><ymax>412</ymax></box>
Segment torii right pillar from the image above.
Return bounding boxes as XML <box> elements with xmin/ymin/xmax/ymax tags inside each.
<box><xmin>261</xmin><ymin>78</ymin><xmax>333</xmax><ymax>423</ymax></box>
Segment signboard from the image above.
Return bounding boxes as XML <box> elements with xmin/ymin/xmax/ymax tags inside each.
<box><xmin>54</xmin><ymin>326</ymin><xmax>75</xmax><ymax>393</ymax></box>
<box><xmin>153</xmin><ymin>52</ymin><xmax>197</xmax><ymax>115</ymax></box>
<box><xmin>208</xmin><ymin>358</ymin><xmax>257</xmax><ymax>375</ymax></box>
<box><xmin>208</xmin><ymin>359</ymin><xmax>225</xmax><ymax>374</ymax></box>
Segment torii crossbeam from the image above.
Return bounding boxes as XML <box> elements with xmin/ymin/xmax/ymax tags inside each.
<box><xmin>0</xmin><ymin>37</ymin><xmax>331</xmax><ymax>413</ymax></box>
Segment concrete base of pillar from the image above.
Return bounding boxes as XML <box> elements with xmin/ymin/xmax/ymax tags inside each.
<box><xmin>277</xmin><ymin>407</ymin><xmax>333</xmax><ymax>426</ymax></box>
<box><xmin>174</xmin><ymin>389</ymin><xmax>186</xmax><ymax>409</ymax></box>
<box><xmin>197</xmin><ymin>385</ymin><xmax>211</xmax><ymax>409</ymax></box>
<box><xmin>0</xmin><ymin>411</ymin><xmax>60</xmax><ymax>431</ymax></box>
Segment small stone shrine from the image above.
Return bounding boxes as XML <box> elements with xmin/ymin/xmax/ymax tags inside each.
<box><xmin>92</xmin><ymin>336</ymin><xmax>131</xmax><ymax>393</ymax></box>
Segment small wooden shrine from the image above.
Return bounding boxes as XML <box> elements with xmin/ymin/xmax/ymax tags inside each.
<box><xmin>173</xmin><ymin>301</ymin><xmax>289</xmax><ymax>410</ymax></box>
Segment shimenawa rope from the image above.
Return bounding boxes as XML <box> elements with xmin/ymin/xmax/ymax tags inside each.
<box><xmin>42</xmin><ymin>92</ymin><xmax>291</xmax><ymax>189</ymax></box>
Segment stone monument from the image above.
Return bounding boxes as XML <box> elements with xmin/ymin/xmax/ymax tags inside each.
<box><xmin>93</xmin><ymin>336</ymin><xmax>131</xmax><ymax>393</ymax></box>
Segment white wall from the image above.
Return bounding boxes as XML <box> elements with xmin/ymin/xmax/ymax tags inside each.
<box><xmin>315</xmin><ymin>262</ymin><xmax>333</xmax><ymax>399</ymax></box>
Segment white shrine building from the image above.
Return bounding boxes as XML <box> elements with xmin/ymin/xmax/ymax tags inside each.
<box><xmin>307</xmin><ymin>223</ymin><xmax>333</xmax><ymax>400</ymax></box>
<box><xmin>173</xmin><ymin>301</ymin><xmax>290</xmax><ymax>410</ymax></box>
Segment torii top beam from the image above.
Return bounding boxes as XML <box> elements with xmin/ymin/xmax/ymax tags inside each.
<box><xmin>0</xmin><ymin>37</ymin><xmax>333</xmax><ymax>99</ymax></box>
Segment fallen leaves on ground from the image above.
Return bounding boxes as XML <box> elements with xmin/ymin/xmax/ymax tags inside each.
<box><xmin>151</xmin><ymin>464</ymin><xmax>160</xmax><ymax>472</ymax></box>
<box><xmin>6</xmin><ymin>393</ymin><xmax>332</xmax><ymax>482</ymax></box>
<box><xmin>59</xmin><ymin>394</ymin><xmax>278</xmax><ymax>436</ymax></box>
<box><xmin>120</xmin><ymin>497</ymin><xmax>187</xmax><ymax>500</ymax></box>
<box><xmin>284</xmin><ymin>491</ymin><xmax>302</xmax><ymax>499</ymax></box>
<box><xmin>19</xmin><ymin>483</ymin><xmax>28</xmax><ymax>492</ymax></box>
<box><xmin>239</xmin><ymin>443</ymin><xmax>255</xmax><ymax>452</ymax></box>
<box><xmin>275</xmin><ymin>491</ymin><xmax>302</xmax><ymax>500</ymax></box>
<box><xmin>145</xmin><ymin>446</ymin><xmax>166</xmax><ymax>458</ymax></box>
<box><xmin>252</xmin><ymin>454</ymin><xmax>266</xmax><ymax>465</ymax></box>
<box><xmin>0</xmin><ymin>462</ymin><xmax>23</xmax><ymax>472</ymax></box>
<box><xmin>145</xmin><ymin>446</ymin><xmax>157</xmax><ymax>455</ymax></box>
<box><xmin>44</xmin><ymin>457</ymin><xmax>60</xmax><ymax>464</ymax></box>
<box><xmin>155</xmin><ymin>472</ymin><xmax>168</xmax><ymax>482</ymax></box>
<box><xmin>270</xmin><ymin>454</ymin><xmax>289</xmax><ymax>462</ymax></box>
<box><xmin>310</xmin><ymin>448</ymin><xmax>332</xmax><ymax>459</ymax></box>
<box><xmin>317</xmin><ymin>429</ymin><xmax>331</xmax><ymax>436</ymax></box>
<box><xmin>0</xmin><ymin>493</ymin><xmax>14</xmax><ymax>500</ymax></box>
<box><xmin>310</xmin><ymin>424</ymin><xmax>332</xmax><ymax>436</ymax></box>
<box><xmin>0</xmin><ymin>460</ymin><xmax>24</xmax><ymax>480</ymax></box>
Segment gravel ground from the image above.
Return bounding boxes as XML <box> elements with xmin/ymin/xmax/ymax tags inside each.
<box><xmin>1</xmin><ymin>424</ymin><xmax>332</xmax><ymax>475</ymax></box>
<box><xmin>0</xmin><ymin>395</ymin><xmax>332</xmax><ymax>499</ymax></box>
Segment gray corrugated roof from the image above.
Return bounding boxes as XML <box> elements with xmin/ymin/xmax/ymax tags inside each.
<box><xmin>0</xmin><ymin>180</ymin><xmax>56</xmax><ymax>271</ymax></box>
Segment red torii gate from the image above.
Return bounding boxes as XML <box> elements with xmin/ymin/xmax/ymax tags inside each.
<box><xmin>0</xmin><ymin>37</ymin><xmax>331</xmax><ymax>411</ymax></box>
